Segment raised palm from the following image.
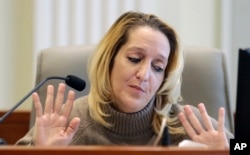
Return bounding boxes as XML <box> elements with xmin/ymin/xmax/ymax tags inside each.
<box><xmin>32</xmin><ymin>83</ymin><xmax>80</xmax><ymax>146</ymax></box>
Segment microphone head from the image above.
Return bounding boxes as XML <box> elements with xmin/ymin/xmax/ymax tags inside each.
<box><xmin>65</xmin><ymin>75</ymin><xmax>86</xmax><ymax>91</ymax></box>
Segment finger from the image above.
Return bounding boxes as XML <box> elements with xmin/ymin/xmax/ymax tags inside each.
<box><xmin>62</xmin><ymin>90</ymin><xmax>75</xmax><ymax>119</ymax></box>
<box><xmin>44</xmin><ymin>85</ymin><xmax>54</xmax><ymax>114</ymax></box>
<box><xmin>178</xmin><ymin>112</ymin><xmax>197</xmax><ymax>138</ymax></box>
<box><xmin>218</xmin><ymin>107</ymin><xmax>225</xmax><ymax>133</ymax></box>
<box><xmin>32</xmin><ymin>93</ymin><xmax>43</xmax><ymax>117</ymax></box>
<box><xmin>54</xmin><ymin>83</ymin><xmax>66</xmax><ymax>114</ymax></box>
<box><xmin>65</xmin><ymin>117</ymin><xmax>80</xmax><ymax>138</ymax></box>
<box><xmin>198</xmin><ymin>103</ymin><xmax>213</xmax><ymax>131</ymax></box>
<box><xmin>184</xmin><ymin>105</ymin><xmax>204</xmax><ymax>134</ymax></box>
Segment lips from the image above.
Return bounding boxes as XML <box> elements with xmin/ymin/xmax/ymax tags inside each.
<box><xmin>129</xmin><ymin>85</ymin><xmax>145</xmax><ymax>93</ymax></box>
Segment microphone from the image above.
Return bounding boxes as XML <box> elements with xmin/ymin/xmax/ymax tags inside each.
<box><xmin>0</xmin><ymin>75</ymin><xmax>85</xmax><ymax>123</ymax></box>
<box><xmin>162</xmin><ymin>126</ymin><xmax>171</xmax><ymax>146</ymax></box>
<box><xmin>65</xmin><ymin>75</ymin><xmax>86</xmax><ymax>91</ymax></box>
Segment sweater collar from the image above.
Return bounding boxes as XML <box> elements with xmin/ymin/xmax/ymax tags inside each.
<box><xmin>102</xmin><ymin>97</ymin><xmax>155</xmax><ymax>137</ymax></box>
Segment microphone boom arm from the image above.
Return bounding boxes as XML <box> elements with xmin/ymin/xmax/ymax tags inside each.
<box><xmin>0</xmin><ymin>76</ymin><xmax>67</xmax><ymax>123</ymax></box>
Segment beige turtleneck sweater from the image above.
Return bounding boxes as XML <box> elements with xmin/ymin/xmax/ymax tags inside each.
<box><xmin>15</xmin><ymin>95</ymin><xmax>233</xmax><ymax>146</ymax></box>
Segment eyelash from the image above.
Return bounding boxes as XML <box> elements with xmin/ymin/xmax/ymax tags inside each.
<box><xmin>127</xmin><ymin>57</ymin><xmax>164</xmax><ymax>73</ymax></box>
<box><xmin>128</xmin><ymin>57</ymin><xmax>140</xmax><ymax>63</ymax></box>
<box><xmin>154</xmin><ymin>66</ymin><xmax>164</xmax><ymax>72</ymax></box>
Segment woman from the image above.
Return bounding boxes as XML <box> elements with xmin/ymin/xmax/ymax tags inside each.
<box><xmin>16</xmin><ymin>11</ymin><xmax>233</xmax><ymax>148</ymax></box>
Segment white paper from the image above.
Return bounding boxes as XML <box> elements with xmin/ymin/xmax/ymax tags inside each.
<box><xmin>178</xmin><ymin>140</ymin><xmax>208</xmax><ymax>148</ymax></box>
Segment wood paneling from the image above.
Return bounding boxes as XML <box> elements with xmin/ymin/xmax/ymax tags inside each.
<box><xmin>0</xmin><ymin>111</ymin><xmax>30</xmax><ymax>144</ymax></box>
<box><xmin>0</xmin><ymin>146</ymin><xmax>229</xmax><ymax>155</ymax></box>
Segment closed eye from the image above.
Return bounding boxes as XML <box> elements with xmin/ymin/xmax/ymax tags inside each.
<box><xmin>128</xmin><ymin>57</ymin><xmax>141</xmax><ymax>63</ymax></box>
<box><xmin>153</xmin><ymin>65</ymin><xmax>164</xmax><ymax>72</ymax></box>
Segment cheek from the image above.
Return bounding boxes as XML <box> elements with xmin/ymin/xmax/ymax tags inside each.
<box><xmin>111</xmin><ymin>60</ymin><xmax>131</xmax><ymax>86</ymax></box>
<box><xmin>112</xmin><ymin>57</ymin><xmax>134</xmax><ymax>80</ymax></box>
<box><xmin>150</xmin><ymin>75</ymin><xmax>164</xmax><ymax>93</ymax></box>
<box><xmin>112</xmin><ymin>69</ymin><xmax>133</xmax><ymax>87</ymax></box>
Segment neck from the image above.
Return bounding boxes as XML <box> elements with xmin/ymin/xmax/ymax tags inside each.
<box><xmin>102</xmin><ymin>97</ymin><xmax>155</xmax><ymax>137</ymax></box>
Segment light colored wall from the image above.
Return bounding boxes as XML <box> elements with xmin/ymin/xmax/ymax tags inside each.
<box><xmin>0</xmin><ymin>0</ymin><xmax>34</xmax><ymax>110</ymax></box>
<box><xmin>131</xmin><ymin>0</ymin><xmax>220</xmax><ymax>48</ymax></box>
<box><xmin>1</xmin><ymin>0</ymin><xmax>241</xmax><ymax>115</ymax></box>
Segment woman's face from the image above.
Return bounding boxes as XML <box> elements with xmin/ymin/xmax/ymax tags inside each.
<box><xmin>110</xmin><ymin>26</ymin><xmax>171</xmax><ymax>113</ymax></box>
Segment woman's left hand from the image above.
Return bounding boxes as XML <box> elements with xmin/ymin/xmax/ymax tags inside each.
<box><xmin>178</xmin><ymin>103</ymin><xmax>229</xmax><ymax>149</ymax></box>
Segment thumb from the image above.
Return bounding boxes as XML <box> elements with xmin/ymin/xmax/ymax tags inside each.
<box><xmin>65</xmin><ymin>117</ymin><xmax>80</xmax><ymax>138</ymax></box>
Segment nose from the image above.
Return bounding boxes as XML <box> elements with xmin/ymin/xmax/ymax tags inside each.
<box><xmin>135</xmin><ymin>62</ymin><xmax>151</xmax><ymax>81</ymax></box>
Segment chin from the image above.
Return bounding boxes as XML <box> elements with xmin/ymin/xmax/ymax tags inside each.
<box><xmin>116</xmin><ymin>95</ymin><xmax>149</xmax><ymax>112</ymax></box>
<box><xmin>124</xmin><ymin>102</ymin><xmax>147</xmax><ymax>113</ymax></box>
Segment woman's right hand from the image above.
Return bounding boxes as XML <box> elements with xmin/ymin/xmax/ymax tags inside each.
<box><xmin>32</xmin><ymin>83</ymin><xmax>80</xmax><ymax>146</ymax></box>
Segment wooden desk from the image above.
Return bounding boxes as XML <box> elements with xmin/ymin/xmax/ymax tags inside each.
<box><xmin>0</xmin><ymin>146</ymin><xmax>229</xmax><ymax>155</ymax></box>
<box><xmin>0</xmin><ymin>111</ymin><xmax>30</xmax><ymax>144</ymax></box>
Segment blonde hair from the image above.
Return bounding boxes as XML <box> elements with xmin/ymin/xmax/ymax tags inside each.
<box><xmin>88</xmin><ymin>11</ymin><xmax>185</xmax><ymax>137</ymax></box>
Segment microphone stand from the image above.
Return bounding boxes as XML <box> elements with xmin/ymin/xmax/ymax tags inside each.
<box><xmin>0</xmin><ymin>75</ymin><xmax>85</xmax><ymax>144</ymax></box>
<box><xmin>0</xmin><ymin>76</ymin><xmax>67</xmax><ymax>123</ymax></box>
<box><xmin>0</xmin><ymin>76</ymin><xmax>67</xmax><ymax>145</ymax></box>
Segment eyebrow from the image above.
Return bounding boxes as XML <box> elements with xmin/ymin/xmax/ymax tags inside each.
<box><xmin>158</xmin><ymin>53</ymin><xmax>168</xmax><ymax>62</ymax></box>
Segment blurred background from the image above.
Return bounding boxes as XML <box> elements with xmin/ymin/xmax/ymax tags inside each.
<box><xmin>0</xmin><ymin>0</ymin><xmax>249</xmax><ymax>116</ymax></box>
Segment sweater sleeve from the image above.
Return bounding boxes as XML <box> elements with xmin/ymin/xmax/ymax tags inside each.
<box><xmin>15</xmin><ymin>96</ymin><xmax>89</xmax><ymax>146</ymax></box>
<box><xmin>15</xmin><ymin>127</ymin><xmax>34</xmax><ymax>145</ymax></box>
